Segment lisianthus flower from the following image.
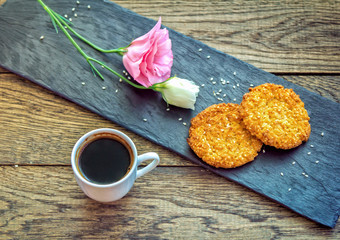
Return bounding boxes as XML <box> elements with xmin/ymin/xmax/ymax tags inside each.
<box><xmin>123</xmin><ymin>17</ymin><xmax>173</xmax><ymax>88</ymax></box>
<box><xmin>153</xmin><ymin>77</ymin><xmax>200</xmax><ymax>110</ymax></box>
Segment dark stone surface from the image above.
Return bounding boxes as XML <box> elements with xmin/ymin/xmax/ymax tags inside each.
<box><xmin>0</xmin><ymin>0</ymin><xmax>339</xmax><ymax>227</ymax></box>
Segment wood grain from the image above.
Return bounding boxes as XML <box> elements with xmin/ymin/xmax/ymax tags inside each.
<box><xmin>0</xmin><ymin>166</ymin><xmax>338</xmax><ymax>239</ymax></box>
<box><xmin>113</xmin><ymin>0</ymin><xmax>340</xmax><ymax>73</ymax></box>
<box><xmin>1</xmin><ymin>73</ymin><xmax>339</xmax><ymax>166</ymax></box>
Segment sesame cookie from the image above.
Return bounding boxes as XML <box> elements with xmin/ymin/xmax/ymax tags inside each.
<box><xmin>240</xmin><ymin>83</ymin><xmax>311</xmax><ymax>149</ymax></box>
<box><xmin>187</xmin><ymin>103</ymin><xmax>263</xmax><ymax>168</ymax></box>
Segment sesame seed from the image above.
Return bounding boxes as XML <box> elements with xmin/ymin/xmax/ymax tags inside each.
<box><xmin>14</xmin><ymin>164</ymin><xmax>18</xmax><ymax>168</ymax></box>
<box><xmin>233</xmin><ymin>71</ymin><xmax>236</xmax><ymax>75</ymax></box>
<box><xmin>288</xmin><ymin>188</ymin><xmax>291</xmax><ymax>192</ymax></box>
<box><xmin>217</xmin><ymin>97</ymin><xmax>223</xmax><ymax>101</ymax></box>
<box><xmin>143</xmin><ymin>118</ymin><xmax>147</xmax><ymax>122</ymax></box>
<box><xmin>315</xmin><ymin>160</ymin><xmax>319</xmax><ymax>164</ymax></box>
<box><xmin>218</xmin><ymin>89</ymin><xmax>222</xmax><ymax>93</ymax></box>
<box><xmin>69</xmin><ymin>18</ymin><xmax>72</xmax><ymax>22</ymax></box>
<box><xmin>233</xmin><ymin>98</ymin><xmax>236</xmax><ymax>102</ymax></box>
<box><xmin>250</xmin><ymin>83</ymin><xmax>254</xmax><ymax>87</ymax></box>
<box><xmin>302</xmin><ymin>172</ymin><xmax>306</xmax><ymax>176</ymax></box>
<box><xmin>76</xmin><ymin>0</ymin><xmax>80</xmax><ymax>4</ymax></box>
<box><xmin>178</xmin><ymin>118</ymin><xmax>182</xmax><ymax>121</ymax></box>
<box><xmin>127</xmin><ymin>76</ymin><xmax>131</xmax><ymax>80</ymax></box>
<box><xmin>212</xmin><ymin>81</ymin><xmax>216</xmax><ymax>85</ymax></box>
<box><xmin>123</xmin><ymin>70</ymin><xmax>126</xmax><ymax>74</ymax></box>
<box><xmin>87</xmin><ymin>5</ymin><xmax>91</xmax><ymax>9</ymax></box>
<box><xmin>292</xmin><ymin>161</ymin><xmax>296</xmax><ymax>165</ymax></box>
<box><xmin>201</xmin><ymin>84</ymin><xmax>205</xmax><ymax>87</ymax></box>
<box><xmin>226</xmin><ymin>81</ymin><xmax>230</xmax><ymax>84</ymax></box>
<box><xmin>198</xmin><ymin>48</ymin><xmax>202</xmax><ymax>52</ymax></box>
<box><xmin>236</xmin><ymin>83</ymin><xmax>240</xmax><ymax>87</ymax></box>
<box><xmin>280</xmin><ymin>172</ymin><xmax>284</xmax><ymax>176</ymax></box>
<box><xmin>207</xmin><ymin>55</ymin><xmax>210</xmax><ymax>59</ymax></box>
<box><xmin>310</xmin><ymin>144</ymin><xmax>314</xmax><ymax>148</ymax></box>
<box><xmin>115</xmin><ymin>89</ymin><xmax>118</xmax><ymax>93</ymax></box>
<box><xmin>233</xmin><ymin>85</ymin><xmax>236</xmax><ymax>89</ymax></box>
<box><xmin>119</xmin><ymin>78</ymin><xmax>122</xmax><ymax>82</ymax></box>
<box><xmin>210</xmin><ymin>77</ymin><xmax>214</xmax><ymax>81</ymax></box>
<box><xmin>74</xmin><ymin>13</ymin><xmax>78</xmax><ymax>17</ymax></box>
<box><xmin>183</xmin><ymin>122</ymin><xmax>187</xmax><ymax>126</ymax></box>
<box><xmin>81</xmin><ymin>82</ymin><xmax>85</xmax><ymax>86</ymax></box>
<box><xmin>72</xmin><ymin>7</ymin><xmax>75</xmax><ymax>11</ymax></box>
<box><xmin>307</xmin><ymin>152</ymin><xmax>311</xmax><ymax>155</ymax></box>
<box><xmin>321</xmin><ymin>132</ymin><xmax>324</xmax><ymax>136</ymax></box>
<box><xmin>166</xmin><ymin>108</ymin><xmax>170</xmax><ymax>111</ymax></box>
<box><xmin>102</xmin><ymin>86</ymin><xmax>106</xmax><ymax>90</ymax></box>
<box><xmin>263</xmin><ymin>149</ymin><xmax>265</xmax><ymax>153</ymax></box>
<box><xmin>40</xmin><ymin>35</ymin><xmax>44</xmax><ymax>40</ymax></box>
<box><xmin>101</xmin><ymin>65</ymin><xmax>104</xmax><ymax>68</ymax></box>
<box><xmin>305</xmin><ymin>174</ymin><xmax>309</xmax><ymax>178</ymax></box>
<box><xmin>64</xmin><ymin>14</ymin><xmax>68</xmax><ymax>18</ymax></box>
<box><xmin>216</xmin><ymin>92</ymin><xmax>220</xmax><ymax>95</ymax></box>
<box><xmin>223</xmin><ymin>94</ymin><xmax>226</xmax><ymax>97</ymax></box>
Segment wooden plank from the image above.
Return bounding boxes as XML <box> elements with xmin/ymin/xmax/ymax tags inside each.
<box><xmin>0</xmin><ymin>166</ymin><xmax>338</xmax><ymax>239</ymax></box>
<box><xmin>114</xmin><ymin>0</ymin><xmax>340</xmax><ymax>73</ymax></box>
<box><xmin>1</xmin><ymin>73</ymin><xmax>339</xmax><ymax>166</ymax></box>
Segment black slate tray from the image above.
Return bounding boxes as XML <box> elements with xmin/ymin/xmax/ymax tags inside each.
<box><xmin>0</xmin><ymin>0</ymin><xmax>339</xmax><ymax>228</ymax></box>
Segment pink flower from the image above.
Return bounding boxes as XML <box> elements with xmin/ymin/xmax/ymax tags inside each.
<box><xmin>123</xmin><ymin>17</ymin><xmax>173</xmax><ymax>88</ymax></box>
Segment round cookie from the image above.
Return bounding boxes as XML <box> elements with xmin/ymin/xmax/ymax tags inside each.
<box><xmin>187</xmin><ymin>103</ymin><xmax>263</xmax><ymax>168</ymax></box>
<box><xmin>240</xmin><ymin>83</ymin><xmax>311</xmax><ymax>149</ymax></box>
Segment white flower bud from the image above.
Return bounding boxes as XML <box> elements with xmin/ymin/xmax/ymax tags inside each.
<box><xmin>153</xmin><ymin>77</ymin><xmax>200</xmax><ymax>110</ymax></box>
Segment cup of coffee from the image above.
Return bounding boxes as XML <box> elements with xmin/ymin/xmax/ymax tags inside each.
<box><xmin>71</xmin><ymin>128</ymin><xmax>160</xmax><ymax>202</ymax></box>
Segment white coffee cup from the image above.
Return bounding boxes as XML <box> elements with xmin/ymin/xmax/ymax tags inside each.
<box><xmin>71</xmin><ymin>128</ymin><xmax>160</xmax><ymax>202</ymax></box>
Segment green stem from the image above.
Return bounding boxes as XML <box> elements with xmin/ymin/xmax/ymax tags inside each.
<box><xmin>37</xmin><ymin>0</ymin><xmax>148</xmax><ymax>89</ymax></box>
<box><xmin>51</xmin><ymin>10</ymin><xmax>128</xmax><ymax>55</ymax></box>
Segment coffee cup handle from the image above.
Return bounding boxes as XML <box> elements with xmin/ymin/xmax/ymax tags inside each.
<box><xmin>136</xmin><ymin>152</ymin><xmax>160</xmax><ymax>179</ymax></box>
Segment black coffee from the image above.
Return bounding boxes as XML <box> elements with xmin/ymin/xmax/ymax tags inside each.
<box><xmin>78</xmin><ymin>136</ymin><xmax>132</xmax><ymax>184</ymax></box>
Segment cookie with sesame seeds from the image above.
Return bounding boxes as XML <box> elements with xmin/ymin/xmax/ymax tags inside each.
<box><xmin>187</xmin><ymin>103</ymin><xmax>263</xmax><ymax>168</ymax></box>
<box><xmin>240</xmin><ymin>83</ymin><xmax>311</xmax><ymax>149</ymax></box>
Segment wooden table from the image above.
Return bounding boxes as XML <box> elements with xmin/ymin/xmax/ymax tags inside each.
<box><xmin>1</xmin><ymin>0</ymin><xmax>339</xmax><ymax>238</ymax></box>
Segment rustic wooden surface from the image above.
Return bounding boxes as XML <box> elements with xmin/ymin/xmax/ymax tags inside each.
<box><xmin>0</xmin><ymin>0</ymin><xmax>339</xmax><ymax>239</ymax></box>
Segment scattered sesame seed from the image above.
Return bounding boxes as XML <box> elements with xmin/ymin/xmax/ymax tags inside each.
<box><xmin>305</xmin><ymin>174</ymin><xmax>309</xmax><ymax>178</ymax></box>
<box><xmin>250</xmin><ymin>83</ymin><xmax>254</xmax><ymax>87</ymax></box>
<box><xmin>198</xmin><ymin>48</ymin><xmax>202</xmax><ymax>52</ymax></box>
<box><xmin>288</xmin><ymin>188</ymin><xmax>291</xmax><ymax>192</ymax></box>
<box><xmin>115</xmin><ymin>89</ymin><xmax>118</xmax><ymax>93</ymax></box>
<box><xmin>127</xmin><ymin>76</ymin><xmax>131</xmax><ymax>80</ymax></box>
<box><xmin>216</xmin><ymin>92</ymin><xmax>220</xmax><ymax>95</ymax></box>
<box><xmin>233</xmin><ymin>71</ymin><xmax>237</xmax><ymax>75</ymax></box>
<box><xmin>315</xmin><ymin>160</ymin><xmax>319</xmax><ymax>164</ymax></box>
<box><xmin>166</xmin><ymin>108</ymin><xmax>170</xmax><ymax>111</ymax></box>
<box><xmin>280</xmin><ymin>172</ymin><xmax>284</xmax><ymax>176</ymax></box>
<box><xmin>74</xmin><ymin>13</ymin><xmax>78</xmax><ymax>17</ymax></box>
<box><xmin>307</xmin><ymin>152</ymin><xmax>311</xmax><ymax>155</ymax></box>
<box><xmin>178</xmin><ymin>118</ymin><xmax>182</xmax><ymax>121</ymax></box>
<box><xmin>64</xmin><ymin>14</ymin><xmax>68</xmax><ymax>18</ymax></box>
<box><xmin>14</xmin><ymin>164</ymin><xmax>18</xmax><ymax>168</ymax></box>
<box><xmin>212</xmin><ymin>81</ymin><xmax>216</xmax><ymax>85</ymax></box>
<box><xmin>233</xmin><ymin>98</ymin><xmax>236</xmax><ymax>102</ymax></box>
<box><xmin>81</xmin><ymin>82</ymin><xmax>85</xmax><ymax>86</ymax></box>
<box><xmin>321</xmin><ymin>132</ymin><xmax>324</xmax><ymax>136</ymax></box>
<box><xmin>124</xmin><ymin>72</ymin><xmax>128</xmax><ymax>76</ymax></box>
<box><xmin>69</xmin><ymin>18</ymin><xmax>72</xmax><ymax>22</ymax></box>
<box><xmin>40</xmin><ymin>35</ymin><xmax>44</xmax><ymax>40</ymax></box>
<box><xmin>217</xmin><ymin>97</ymin><xmax>223</xmax><ymax>101</ymax></box>
<box><xmin>218</xmin><ymin>89</ymin><xmax>222</xmax><ymax>93</ymax></box>
<box><xmin>310</xmin><ymin>144</ymin><xmax>314</xmax><ymax>148</ymax></box>
<box><xmin>101</xmin><ymin>65</ymin><xmax>104</xmax><ymax>68</ymax></box>
<box><xmin>226</xmin><ymin>81</ymin><xmax>230</xmax><ymax>84</ymax></box>
<box><xmin>223</xmin><ymin>94</ymin><xmax>227</xmax><ymax>97</ymax></box>
<box><xmin>207</xmin><ymin>55</ymin><xmax>210</xmax><ymax>59</ymax></box>
<box><xmin>76</xmin><ymin>0</ymin><xmax>80</xmax><ymax>4</ymax></box>
<box><xmin>201</xmin><ymin>84</ymin><xmax>205</xmax><ymax>87</ymax></box>
<box><xmin>102</xmin><ymin>86</ymin><xmax>106</xmax><ymax>90</ymax></box>
<box><xmin>236</xmin><ymin>83</ymin><xmax>240</xmax><ymax>87</ymax></box>
<box><xmin>88</xmin><ymin>5</ymin><xmax>91</xmax><ymax>9</ymax></box>
<box><xmin>263</xmin><ymin>149</ymin><xmax>265</xmax><ymax>153</ymax></box>
<box><xmin>183</xmin><ymin>122</ymin><xmax>187</xmax><ymax>126</ymax></box>
<box><xmin>213</xmin><ymin>91</ymin><xmax>216</xmax><ymax>96</ymax></box>
<box><xmin>292</xmin><ymin>161</ymin><xmax>296</xmax><ymax>165</ymax></box>
<box><xmin>233</xmin><ymin>85</ymin><xmax>236</xmax><ymax>89</ymax></box>
<box><xmin>72</xmin><ymin>7</ymin><xmax>75</xmax><ymax>11</ymax></box>
<box><xmin>143</xmin><ymin>118</ymin><xmax>147</xmax><ymax>122</ymax></box>
<box><xmin>210</xmin><ymin>77</ymin><xmax>214</xmax><ymax>81</ymax></box>
<box><xmin>123</xmin><ymin>70</ymin><xmax>126</xmax><ymax>74</ymax></box>
<box><xmin>119</xmin><ymin>78</ymin><xmax>122</xmax><ymax>82</ymax></box>
<box><xmin>302</xmin><ymin>172</ymin><xmax>306</xmax><ymax>176</ymax></box>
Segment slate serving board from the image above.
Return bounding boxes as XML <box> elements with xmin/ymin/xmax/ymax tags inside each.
<box><xmin>0</xmin><ymin>0</ymin><xmax>339</xmax><ymax>228</ymax></box>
